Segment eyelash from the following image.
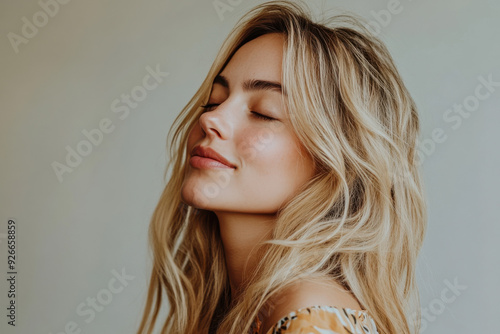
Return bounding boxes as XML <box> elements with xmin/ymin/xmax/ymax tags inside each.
<box><xmin>199</xmin><ymin>104</ymin><xmax>275</xmax><ymax>121</ymax></box>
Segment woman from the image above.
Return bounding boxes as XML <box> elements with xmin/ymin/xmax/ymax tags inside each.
<box><xmin>137</xmin><ymin>1</ymin><xmax>427</xmax><ymax>333</ymax></box>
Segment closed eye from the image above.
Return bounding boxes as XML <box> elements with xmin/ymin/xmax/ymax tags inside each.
<box><xmin>250</xmin><ymin>112</ymin><xmax>275</xmax><ymax>121</ymax></box>
<box><xmin>199</xmin><ymin>104</ymin><xmax>276</xmax><ymax>122</ymax></box>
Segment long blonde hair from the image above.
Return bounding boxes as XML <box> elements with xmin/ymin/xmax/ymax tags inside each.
<box><xmin>137</xmin><ymin>1</ymin><xmax>427</xmax><ymax>333</ymax></box>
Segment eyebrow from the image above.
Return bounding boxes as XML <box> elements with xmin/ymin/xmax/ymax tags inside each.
<box><xmin>213</xmin><ymin>74</ymin><xmax>286</xmax><ymax>96</ymax></box>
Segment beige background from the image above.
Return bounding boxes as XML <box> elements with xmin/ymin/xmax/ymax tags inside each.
<box><xmin>1</xmin><ymin>0</ymin><xmax>498</xmax><ymax>333</ymax></box>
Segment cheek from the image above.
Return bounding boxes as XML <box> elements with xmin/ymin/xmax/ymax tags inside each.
<box><xmin>239</xmin><ymin>129</ymin><xmax>304</xmax><ymax>177</ymax></box>
<box><xmin>238</xmin><ymin>133</ymin><xmax>313</xmax><ymax>208</ymax></box>
<box><xmin>235</xmin><ymin>123</ymin><xmax>285</xmax><ymax>164</ymax></box>
<box><xmin>259</xmin><ymin>134</ymin><xmax>314</xmax><ymax>187</ymax></box>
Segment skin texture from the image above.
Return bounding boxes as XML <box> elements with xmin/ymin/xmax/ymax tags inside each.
<box><xmin>181</xmin><ymin>33</ymin><xmax>361</xmax><ymax>330</ymax></box>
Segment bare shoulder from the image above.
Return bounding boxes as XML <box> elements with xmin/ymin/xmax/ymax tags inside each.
<box><xmin>259</xmin><ymin>277</ymin><xmax>362</xmax><ymax>333</ymax></box>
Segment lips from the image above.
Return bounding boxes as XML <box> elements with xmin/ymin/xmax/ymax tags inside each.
<box><xmin>190</xmin><ymin>145</ymin><xmax>236</xmax><ymax>169</ymax></box>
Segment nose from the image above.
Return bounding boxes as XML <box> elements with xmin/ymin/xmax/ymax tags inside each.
<box><xmin>198</xmin><ymin>102</ymin><xmax>233</xmax><ymax>139</ymax></box>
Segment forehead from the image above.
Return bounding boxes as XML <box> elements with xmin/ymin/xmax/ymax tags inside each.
<box><xmin>219</xmin><ymin>33</ymin><xmax>285</xmax><ymax>85</ymax></box>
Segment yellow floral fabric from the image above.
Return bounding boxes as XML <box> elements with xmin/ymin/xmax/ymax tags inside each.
<box><xmin>251</xmin><ymin>305</ymin><xmax>379</xmax><ymax>334</ymax></box>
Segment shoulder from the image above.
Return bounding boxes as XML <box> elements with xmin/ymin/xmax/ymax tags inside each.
<box><xmin>259</xmin><ymin>305</ymin><xmax>378</xmax><ymax>334</ymax></box>
<box><xmin>259</xmin><ymin>277</ymin><xmax>363</xmax><ymax>334</ymax></box>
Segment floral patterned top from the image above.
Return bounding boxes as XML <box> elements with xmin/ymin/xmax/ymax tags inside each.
<box><xmin>250</xmin><ymin>305</ymin><xmax>379</xmax><ymax>334</ymax></box>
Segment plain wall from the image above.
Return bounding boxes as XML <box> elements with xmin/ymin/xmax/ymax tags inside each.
<box><xmin>1</xmin><ymin>0</ymin><xmax>498</xmax><ymax>333</ymax></box>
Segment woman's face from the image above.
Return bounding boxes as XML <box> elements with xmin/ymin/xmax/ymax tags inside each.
<box><xmin>181</xmin><ymin>33</ymin><xmax>315</xmax><ymax>214</ymax></box>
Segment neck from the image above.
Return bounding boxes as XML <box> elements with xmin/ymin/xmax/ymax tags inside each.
<box><xmin>214</xmin><ymin>211</ymin><xmax>275</xmax><ymax>302</ymax></box>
